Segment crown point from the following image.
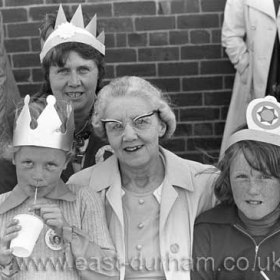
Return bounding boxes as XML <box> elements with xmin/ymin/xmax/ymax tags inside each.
<box><xmin>71</xmin><ymin>4</ymin><xmax>84</xmax><ymax>28</ymax></box>
<box><xmin>55</xmin><ymin>5</ymin><xmax>67</xmax><ymax>29</ymax></box>
<box><xmin>24</xmin><ymin>95</ymin><xmax>30</xmax><ymax>105</ymax></box>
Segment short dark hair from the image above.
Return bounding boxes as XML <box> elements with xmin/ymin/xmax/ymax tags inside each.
<box><xmin>215</xmin><ymin>140</ymin><xmax>280</xmax><ymax>205</ymax></box>
<box><xmin>39</xmin><ymin>11</ymin><xmax>105</xmax><ymax>97</ymax></box>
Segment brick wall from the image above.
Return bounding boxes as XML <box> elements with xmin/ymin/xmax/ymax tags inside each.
<box><xmin>0</xmin><ymin>0</ymin><xmax>234</xmax><ymax>162</ymax></box>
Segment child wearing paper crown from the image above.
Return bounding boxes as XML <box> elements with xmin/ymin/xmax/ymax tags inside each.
<box><xmin>191</xmin><ymin>95</ymin><xmax>280</xmax><ymax>280</ymax></box>
<box><xmin>0</xmin><ymin>95</ymin><xmax>118</xmax><ymax>279</ymax></box>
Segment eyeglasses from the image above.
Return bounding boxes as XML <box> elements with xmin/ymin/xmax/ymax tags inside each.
<box><xmin>101</xmin><ymin>111</ymin><xmax>158</xmax><ymax>135</ymax></box>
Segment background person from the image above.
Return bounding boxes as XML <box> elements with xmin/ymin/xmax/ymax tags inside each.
<box><xmin>68</xmin><ymin>76</ymin><xmax>218</xmax><ymax>280</ymax></box>
<box><xmin>0</xmin><ymin>5</ymin><xmax>112</xmax><ymax>194</ymax></box>
<box><xmin>0</xmin><ymin>95</ymin><xmax>117</xmax><ymax>279</ymax></box>
<box><xmin>220</xmin><ymin>0</ymin><xmax>280</xmax><ymax>155</ymax></box>
<box><xmin>192</xmin><ymin>96</ymin><xmax>280</xmax><ymax>279</ymax></box>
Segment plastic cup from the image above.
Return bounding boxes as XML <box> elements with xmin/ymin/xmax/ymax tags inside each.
<box><xmin>10</xmin><ymin>214</ymin><xmax>44</xmax><ymax>258</ymax></box>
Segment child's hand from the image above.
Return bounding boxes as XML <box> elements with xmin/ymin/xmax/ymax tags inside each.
<box><xmin>30</xmin><ymin>203</ymin><xmax>68</xmax><ymax>236</ymax></box>
<box><xmin>0</xmin><ymin>219</ymin><xmax>21</xmax><ymax>266</ymax></box>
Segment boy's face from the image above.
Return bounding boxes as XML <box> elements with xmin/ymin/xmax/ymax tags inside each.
<box><xmin>13</xmin><ymin>146</ymin><xmax>68</xmax><ymax>197</ymax></box>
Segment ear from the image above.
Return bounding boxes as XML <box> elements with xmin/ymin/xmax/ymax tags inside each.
<box><xmin>158</xmin><ymin>121</ymin><xmax>167</xmax><ymax>138</ymax></box>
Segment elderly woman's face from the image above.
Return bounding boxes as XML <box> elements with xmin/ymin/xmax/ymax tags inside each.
<box><xmin>103</xmin><ymin>96</ymin><xmax>166</xmax><ymax>169</ymax></box>
<box><xmin>49</xmin><ymin>51</ymin><xmax>98</xmax><ymax>117</ymax></box>
<box><xmin>230</xmin><ymin>152</ymin><xmax>280</xmax><ymax>219</ymax></box>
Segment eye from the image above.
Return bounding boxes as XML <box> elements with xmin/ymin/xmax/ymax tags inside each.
<box><xmin>259</xmin><ymin>174</ymin><xmax>273</xmax><ymax>180</ymax></box>
<box><xmin>57</xmin><ymin>68</ymin><xmax>69</xmax><ymax>74</ymax></box>
<box><xmin>234</xmin><ymin>173</ymin><xmax>248</xmax><ymax>179</ymax></box>
<box><xmin>46</xmin><ymin>162</ymin><xmax>58</xmax><ymax>170</ymax></box>
<box><xmin>134</xmin><ymin>116</ymin><xmax>151</xmax><ymax>129</ymax></box>
<box><xmin>109</xmin><ymin>122</ymin><xmax>123</xmax><ymax>131</ymax></box>
<box><xmin>22</xmin><ymin>160</ymin><xmax>33</xmax><ymax>168</ymax></box>
<box><xmin>78</xmin><ymin>67</ymin><xmax>90</xmax><ymax>74</ymax></box>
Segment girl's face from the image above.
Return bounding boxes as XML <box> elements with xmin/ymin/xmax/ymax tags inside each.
<box><xmin>14</xmin><ymin>146</ymin><xmax>68</xmax><ymax>197</ymax></box>
<box><xmin>230</xmin><ymin>152</ymin><xmax>280</xmax><ymax>220</ymax></box>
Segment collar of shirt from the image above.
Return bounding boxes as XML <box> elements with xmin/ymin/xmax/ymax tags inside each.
<box><xmin>0</xmin><ymin>179</ymin><xmax>76</xmax><ymax>214</ymax></box>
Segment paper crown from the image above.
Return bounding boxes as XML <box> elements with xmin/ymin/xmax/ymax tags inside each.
<box><xmin>13</xmin><ymin>95</ymin><xmax>74</xmax><ymax>151</ymax></box>
<box><xmin>227</xmin><ymin>96</ymin><xmax>280</xmax><ymax>149</ymax></box>
<box><xmin>40</xmin><ymin>4</ymin><xmax>105</xmax><ymax>62</ymax></box>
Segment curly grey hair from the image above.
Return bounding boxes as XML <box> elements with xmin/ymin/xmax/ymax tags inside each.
<box><xmin>92</xmin><ymin>76</ymin><xmax>176</xmax><ymax>140</ymax></box>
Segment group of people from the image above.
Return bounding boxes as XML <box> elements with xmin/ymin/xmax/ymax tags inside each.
<box><xmin>0</xmin><ymin>1</ymin><xmax>280</xmax><ymax>280</ymax></box>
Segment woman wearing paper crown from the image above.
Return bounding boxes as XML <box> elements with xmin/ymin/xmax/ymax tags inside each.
<box><xmin>192</xmin><ymin>96</ymin><xmax>280</xmax><ymax>280</ymax></box>
<box><xmin>0</xmin><ymin>4</ymin><xmax>113</xmax><ymax>194</ymax></box>
<box><xmin>68</xmin><ymin>76</ymin><xmax>219</xmax><ymax>280</ymax></box>
<box><xmin>0</xmin><ymin>95</ymin><xmax>118</xmax><ymax>279</ymax></box>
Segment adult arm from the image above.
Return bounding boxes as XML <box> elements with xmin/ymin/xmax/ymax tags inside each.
<box><xmin>222</xmin><ymin>0</ymin><xmax>249</xmax><ymax>79</ymax></box>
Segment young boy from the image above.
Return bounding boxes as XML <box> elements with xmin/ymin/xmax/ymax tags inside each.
<box><xmin>0</xmin><ymin>95</ymin><xmax>118</xmax><ymax>279</ymax></box>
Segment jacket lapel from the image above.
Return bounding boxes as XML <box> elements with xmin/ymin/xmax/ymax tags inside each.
<box><xmin>246</xmin><ymin>0</ymin><xmax>276</xmax><ymax>19</ymax></box>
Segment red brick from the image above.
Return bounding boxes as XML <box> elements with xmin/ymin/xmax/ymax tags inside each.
<box><xmin>135</xmin><ymin>16</ymin><xmax>175</xmax><ymax>31</ymax></box>
<box><xmin>32</xmin><ymin>68</ymin><xmax>44</xmax><ymax>82</ymax></box>
<box><xmin>46</xmin><ymin>0</ymin><xmax>83</xmax><ymax>3</ymax></box>
<box><xmin>13</xmin><ymin>69</ymin><xmax>31</xmax><ymax>83</ymax></box>
<box><xmin>77</xmin><ymin>3</ymin><xmax>113</xmax><ymax>18</ymax></box>
<box><xmin>212</xmin><ymin>29</ymin><xmax>221</xmax><ymax>43</ymax></box>
<box><xmin>214</xmin><ymin>122</ymin><xmax>225</xmax><ymax>136</ymax></box>
<box><xmin>128</xmin><ymin>33</ymin><xmax>147</xmax><ymax>47</ymax></box>
<box><xmin>183</xmin><ymin>76</ymin><xmax>223</xmax><ymax>91</ymax></box>
<box><xmin>116</xmin><ymin>33</ymin><xmax>127</xmax><ymax>47</ymax></box>
<box><xmin>161</xmin><ymin>138</ymin><xmax>186</xmax><ymax>153</ymax></box>
<box><xmin>190</xmin><ymin>30</ymin><xmax>210</xmax><ymax>44</ymax></box>
<box><xmin>221</xmin><ymin>106</ymin><xmax>229</xmax><ymax>120</ymax></box>
<box><xmin>148</xmin><ymin>78</ymin><xmax>180</xmax><ymax>92</ymax></box>
<box><xmin>194</xmin><ymin>122</ymin><xmax>214</xmax><ymax>136</ymax></box>
<box><xmin>224</xmin><ymin>75</ymin><xmax>234</xmax><ymax>89</ymax></box>
<box><xmin>171</xmin><ymin>92</ymin><xmax>202</xmax><ymax>106</ymax></box>
<box><xmin>18</xmin><ymin>83</ymin><xmax>41</xmax><ymax>97</ymax></box>
<box><xmin>114</xmin><ymin>1</ymin><xmax>156</xmax><ymax>16</ymax></box>
<box><xmin>149</xmin><ymin>32</ymin><xmax>168</xmax><ymax>46</ymax></box>
<box><xmin>178</xmin><ymin>14</ymin><xmax>219</xmax><ymax>29</ymax></box>
<box><xmin>29</xmin><ymin>6</ymin><xmax>60</xmax><ymax>21</ymax></box>
<box><xmin>174</xmin><ymin>123</ymin><xmax>192</xmax><ymax>137</ymax></box>
<box><xmin>170</xmin><ymin>31</ymin><xmax>189</xmax><ymax>45</ymax></box>
<box><xmin>201</xmin><ymin>0</ymin><xmax>226</xmax><ymax>12</ymax></box>
<box><xmin>99</xmin><ymin>18</ymin><xmax>133</xmax><ymax>32</ymax></box>
<box><xmin>8</xmin><ymin>22</ymin><xmax>40</xmax><ymax>38</ymax></box>
<box><xmin>204</xmin><ymin>91</ymin><xmax>231</xmax><ymax>106</ymax></box>
<box><xmin>13</xmin><ymin>53</ymin><xmax>40</xmax><ymax>68</ymax></box>
<box><xmin>104</xmin><ymin>65</ymin><xmax>115</xmax><ymax>79</ymax></box>
<box><xmin>1</xmin><ymin>8</ymin><xmax>27</xmax><ymax>23</ymax></box>
<box><xmin>201</xmin><ymin>60</ymin><xmax>234</xmax><ymax>75</ymax></box>
<box><xmin>105</xmin><ymin>34</ymin><xmax>115</xmax><ymax>48</ymax></box>
<box><xmin>105</xmin><ymin>49</ymin><xmax>136</xmax><ymax>63</ymax></box>
<box><xmin>5</xmin><ymin>0</ymin><xmax>43</xmax><ymax>6</ymax></box>
<box><xmin>139</xmin><ymin>47</ymin><xmax>179</xmax><ymax>61</ymax></box>
<box><xmin>116</xmin><ymin>64</ymin><xmax>156</xmax><ymax>77</ymax></box>
<box><xmin>5</xmin><ymin>39</ymin><xmax>29</xmax><ymax>53</ymax></box>
<box><xmin>31</xmin><ymin>38</ymin><xmax>41</xmax><ymax>52</ymax></box>
<box><xmin>181</xmin><ymin>45</ymin><xmax>221</xmax><ymax>60</ymax></box>
<box><xmin>180</xmin><ymin>107</ymin><xmax>220</xmax><ymax>122</ymax></box>
<box><xmin>158</xmin><ymin>62</ymin><xmax>198</xmax><ymax>76</ymax></box>
<box><xmin>171</xmin><ymin>0</ymin><xmax>199</xmax><ymax>13</ymax></box>
<box><xmin>187</xmin><ymin>136</ymin><xmax>222</xmax><ymax>151</ymax></box>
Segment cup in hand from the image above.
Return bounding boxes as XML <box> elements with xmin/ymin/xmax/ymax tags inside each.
<box><xmin>10</xmin><ymin>214</ymin><xmax>43</xmax><ymax>258</ymax></box>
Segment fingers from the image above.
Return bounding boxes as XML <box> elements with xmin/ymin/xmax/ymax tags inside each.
<box><xmin>1</xmin><ymin>220</ymin><xmax>21</xmax><ymax>248</ymax></box>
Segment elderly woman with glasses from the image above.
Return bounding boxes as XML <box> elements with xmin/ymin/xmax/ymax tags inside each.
<box><xmin>68</xmin><ymin>76</ymin><xmax>218</xmax><ymax>280</ymax></box>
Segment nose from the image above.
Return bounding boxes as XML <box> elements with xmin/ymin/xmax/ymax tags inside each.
<box><xmin>31</xmin><ymin>166</ymin><xmax>44</xmax><ymax>184</ymax></box>
<box><xmin>68</xmin><ymin>71</ymin><xmax>81</xmax><ymax>87</ymax></box>
<box><xmin>122</xmin><ymin>123</ymin><xmax>137</xmax><ymax>141</ymax></box>
<box><xmin>247</xmin><ymin>179</ymin><xmax>262</xmax><ymax>195</ymax></box>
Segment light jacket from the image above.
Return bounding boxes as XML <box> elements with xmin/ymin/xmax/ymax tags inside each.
<box><xmin>68</xmin><ymin>147</ymin><xmax>218</xmax><ymax>280</ymax></box>
<box><xmin>220</xmin><ymin>0</ymin><xmax>280</xmax><ymax>155</ymax></box>
<box><xmin>192</xmin><ymin>204</ymin><xmax>280</xmax><ymax>280</ymax></box>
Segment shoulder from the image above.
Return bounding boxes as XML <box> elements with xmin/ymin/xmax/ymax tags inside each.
<box><xmin>67</xmin><ymin>165</ymin><xmax>95</xmax><ymax>186</ymax></box>
<box><xmin>195</xmin><ymin>204</ymin><xmax>237</xmax><ymax>226</ymax></box>
<box><xmin>0</xmin><ymin>158</ymin><xmax>17</xmax><ymax>194</ymax></box>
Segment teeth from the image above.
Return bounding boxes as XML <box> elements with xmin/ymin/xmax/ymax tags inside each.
<box><xmin>125</xmin><ymin>145</ymin><xmax>142</xmax><ymax>151</ymax></box>
<box><xmin>66</xmin><ymin>92</ymin><xmax>82</xmax><ymax>98</ymax></box>
<box><xmin>246</xmin><ymin>200</ymin><xmax>262</xmax><ymax>205</ymax></box>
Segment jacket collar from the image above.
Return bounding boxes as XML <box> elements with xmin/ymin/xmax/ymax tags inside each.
<box><xmin>246</xmin><ymin>0</ymin><xmax>276</xmax><ymax>19</ymax></box>
<box><xmin>0</xmin><ymin>179</ymin><xmax>76</xmax><ymax>214</ymax></box>
<box><xmin>91</xmin><ymin>146</ymin><xmax>195</xmax><ymax>192</ymax></box>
